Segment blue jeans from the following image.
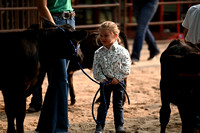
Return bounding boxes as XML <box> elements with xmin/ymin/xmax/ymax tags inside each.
<box><xmin>131</xmin><ymin>0</ymin><xmax>160</xmax><ymax>60</ymax></box>
<box><xmin>36</xmin><ymin>16</ymin><xmax>75</xmax><ymax>133</ymax></box>
<box><xmin>97</xmin><ymin>83</ymin><xmax>124</xmax><ymax>129</ymax></box>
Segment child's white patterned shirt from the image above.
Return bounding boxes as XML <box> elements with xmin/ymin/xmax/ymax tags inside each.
<box><xmin>93</xmin><ymin>41</ymin><xmax>131</xmax><ymax>83</ymax></box>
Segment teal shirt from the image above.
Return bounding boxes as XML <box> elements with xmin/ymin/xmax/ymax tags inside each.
<box><xmin>48</xmin><ymin>0</ymin><xmax>73</xmax><ymax>13</ymax></box>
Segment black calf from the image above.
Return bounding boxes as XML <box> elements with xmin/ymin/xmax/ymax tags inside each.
<box><xmin>0</xmin><ymin>20</ymin><xmax>87</xmax><ymax>133</ymax></box>
<box><xmin>160</xmin><ymin>39</ymin><xmax>200</xmax><ymax>133</ymax></box>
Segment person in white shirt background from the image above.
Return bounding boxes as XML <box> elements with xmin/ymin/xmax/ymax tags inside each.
<box><xmin>182</xmin><ymin>4</ymin><xmax>200</xmax><ymax>44</ymax></box>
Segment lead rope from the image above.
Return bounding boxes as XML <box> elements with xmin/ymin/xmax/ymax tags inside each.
<box><xmin>91</xmin><ymin>79</ymin><xmax>130</xmax><ymax>124</ymax></box>
<box><xmin>92</xmin><ymin>80</ymin><xmax>111</xmax><ymax>124</ymax></box>
<box><xmin>57</xmin><ymin>26</ymin><xmax>80</xmax><ymax>58</ymax></box>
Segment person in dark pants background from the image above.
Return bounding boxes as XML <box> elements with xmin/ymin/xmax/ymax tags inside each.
<box><xmin>131</xmin><ymin>0</ymin><xmax>160</xmax><ymax>64</ymax></box>
<box><xmin>30</xmin><ymin>0</ymin><xmax>75</xmax><ymax>132</ymax></box>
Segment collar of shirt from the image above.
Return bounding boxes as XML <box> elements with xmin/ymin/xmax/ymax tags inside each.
<box><xmin>102</xmin><ymin>41</ymin><xmax>118</xmax><ymax>50</ymax></box>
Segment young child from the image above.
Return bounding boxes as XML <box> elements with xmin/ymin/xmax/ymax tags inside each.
<box><xmin>93</xmin><ymin>21</ymin><xmax>131</xmax><ymax>133</ymax></box>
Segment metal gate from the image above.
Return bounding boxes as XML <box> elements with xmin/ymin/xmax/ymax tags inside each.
<box><xmin>0</xmin><ymin>0</ymin><xmax>39</xmax><ymax>32</ymax></box>
<box><xmin>123</xmin><ymin>0</ymin><xmax>200</xmax><ymax>38</ymax></box>
<box><xmin>1</xmin><ymin>0</ymin><xmax>200</xmax><ymax>35</ymax></box>
<box><xmin>0</xmin><ymin>0</ymin><xmax>121</xmax><ymax>32</ymax></box>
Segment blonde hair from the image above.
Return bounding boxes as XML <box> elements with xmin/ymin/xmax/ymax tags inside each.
<box><xmin>96</xmin><ymin>21</ymin><xmax>121</xmax><ymax>45</ymax></box>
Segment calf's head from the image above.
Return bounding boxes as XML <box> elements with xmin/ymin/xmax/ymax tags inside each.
<box><xmin>29</xmin><ymin>19</ymin><xmax>88</xmax><ymax>60</ymax></box>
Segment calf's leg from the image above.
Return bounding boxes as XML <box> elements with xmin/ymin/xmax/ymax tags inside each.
<box><xmin>68</xmin><ymin>71</ymin><xmax>76</xmax><ymax>105</ymax></box>
<box><xmin>16</xmin><ymin>94</ymin><xmax>26</xmax><ymax>133</ymax></box>
<box><xmin>178</xmin><ymin>106</ymin><xmax>195</xmax><ymax>133</ymax></box>
<box><xmin>2</xmin><ymin>88</ymin><xmax>16</xmax><ymax>133</ymax></box>
<box><xmin>160</xmin><ymin>82</ymin><xmax>171</xmax><ymax>133</ymax></box>
<box><xmin>2</xmin><ymin>85</ymin><xmax>26</xmax><ymax>133</ymax></box>
<box><xmin>160</xmin><ymin>102</ymin><xmax>171</xmax><ymax>133</ymax></box>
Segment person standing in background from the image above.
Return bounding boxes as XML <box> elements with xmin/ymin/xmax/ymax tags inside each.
<box><xmin>34</xmin><ymin>0</ymin><xmax>75</xmax><ymax>132</ymax></box>
<box><xmin>182</xmin><ymin>4</ymin><xmax>200</xmax><ymax>44</ymax></box>
<box><xmin>131</xmin><ymin>0</ymin><xmax>160</xmax><ymax>64</ymax></box>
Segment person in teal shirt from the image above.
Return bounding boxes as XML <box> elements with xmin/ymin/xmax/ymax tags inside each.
<box><xmin>27</xmin><ymin>0</ymin><xmax>75</xmax><ymax>113</ymax></box>
<box><xmin>33</xmin><ymin>0</ymin><xmax>75</xmax><ymax>132</ymax></box>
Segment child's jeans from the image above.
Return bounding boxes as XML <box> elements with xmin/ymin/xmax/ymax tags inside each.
<box><xmin>97</xmin><ymin>82</ymin><xmax>124</xmax><ymax>129</ymax></box>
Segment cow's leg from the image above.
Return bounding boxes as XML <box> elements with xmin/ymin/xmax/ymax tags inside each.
<box><xmin>27</xmin><ymin>67</ymin><xmax>46</xmax><ymax>112</ymax></box>
<box><xmin>160</xmin><ymin>101</ymin><xmax>171</xmax><ymax>133</ymax></box>
<box><xmin>160</xmin><ymin>81</ymin><xmax>171</xmax><ymax>133</ymax></box>
<box><xmin>6</xmin><ymin>113</ymin><xmax>16</xmax><ymax>133</ymax></box>
<box><xmin>178</xmin><ymin>106</ymin><xmax>194</xmax><ymax>133</ymax></box>
<box><xmin>68</xmin><ymin>71</ymin><xmax>76</xmax><ymax>105</ymax></box>
<box><xmin>16</xmin><ymin>94</ymin><xmax>26</xmax><ymax>133</ymax></box>
<box><xmin>2</xmin><ymin>88</ymin><xmax>16</xmax><ymax>133</ymax></box>
<box><xmin>119</xmin><ymin>32</ymin><xmax>129</xmax><ymax>52</ymax></box>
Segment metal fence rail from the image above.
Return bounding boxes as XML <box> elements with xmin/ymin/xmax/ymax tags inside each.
<box><xmin>0</xmin><ymin>0</ymin><xmax>39</xmax><ymax>32</ymax></box>
<box><xmin>0</xmin><ymin>0</ymin><xmax>200</xmax><ymax>34</ymax></box>
<box><xmin>73</xmin><ymin>1</ymin><xmax>121</xmax><ymax>29</ymax></box>
<box><xmin>123</xmin><ymin>0</ymin><xmax>200</xmax><ymax>35</ymax></box>
<box><xmin>0</xmin><ymin>0</ymin><xmax>121</xmax><ymax>32</ymax></box>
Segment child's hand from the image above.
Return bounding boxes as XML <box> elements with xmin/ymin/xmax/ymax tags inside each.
<box><xmin>111</xmin><ymin>78</ymin><xmax>119</xmax><ymax>84</ymax></box>
<box><xmin>103</xmin><ymin>79</ymin><xmax>108</xmax><ymax>83</ymax></box>
<box><xmin>103</xmin><ymin>79</ymin><xmax>112</xmax><ymax>86</ymax></box>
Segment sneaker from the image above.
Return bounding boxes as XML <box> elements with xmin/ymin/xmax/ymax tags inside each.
<box><xmin>95</xmin><ymin>124</ymin><xmax>103</xmax><ymax>133</ymax></box>
<box><xmin>131</xmin><ymin>58</ymin><xmax>139</xmax><ymax>65</ymax></box>
<box><xmin>116</xmin><ymin>125</ymin><xmax>126</xmax><ymax>133</ymax></box>
<box><xmin>35</xmin><ymin>128</ymin><xmax>39</xmax><ymax>133</ymax></box>
<box><xmin>26</xmin><ymin>107</ymin><xmax>41</xmax><ymax>113</ymax></box>
<box><xmin>147</xmin><ymin>51</ymin><xmax>160</xmax><ymax>60</ymax></box>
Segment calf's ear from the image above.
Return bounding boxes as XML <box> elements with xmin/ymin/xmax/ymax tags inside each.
<box><xmin>28</xmin><ymin>24</ymin><xmax>40</xmax><ymax>30</ymax></box>
<box><xmin>61</xmin><ymin>24</ymin><xmax>75</xmax><ymax>32</ymax></box>
<box><xmin>70</xmin><ymin>30</ymin><xmax>88</xmax><ymax>41</ymax></box>
<box><xmin>41</xmin><ymin>17</ymin><xmax>57</xmax><ymax>28</ymax></box>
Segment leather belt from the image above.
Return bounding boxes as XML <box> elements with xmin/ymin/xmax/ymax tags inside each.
<box><xmin>51</xmin><ymin>11</ymin><xmax>75</xmax><ymax>19</ymax></box>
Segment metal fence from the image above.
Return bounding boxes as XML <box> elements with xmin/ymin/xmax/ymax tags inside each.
<box><xmin>0</xmin><ymin>0</ymin><xmax>200</xmax><ymax>34</ymax></box>
<box><xmin>124</xmin><ymin>0</ymin><xmax>200</xmax><ymax>35</ymax></box>
<box><xmin>0</xmin><ymin>0</ymin><xmax>121</xmax><ymax>32</ymax></box>
<box><xmin>0</xmin><ymin>0</ymin><xmax>39</xmax><ymax>32</ymax></box>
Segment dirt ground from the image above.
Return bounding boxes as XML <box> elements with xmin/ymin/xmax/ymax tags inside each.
<box><xmin>0</xmin><ymin>39</ymin><xmax>182</xmax><ymax>133</ymax></box>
